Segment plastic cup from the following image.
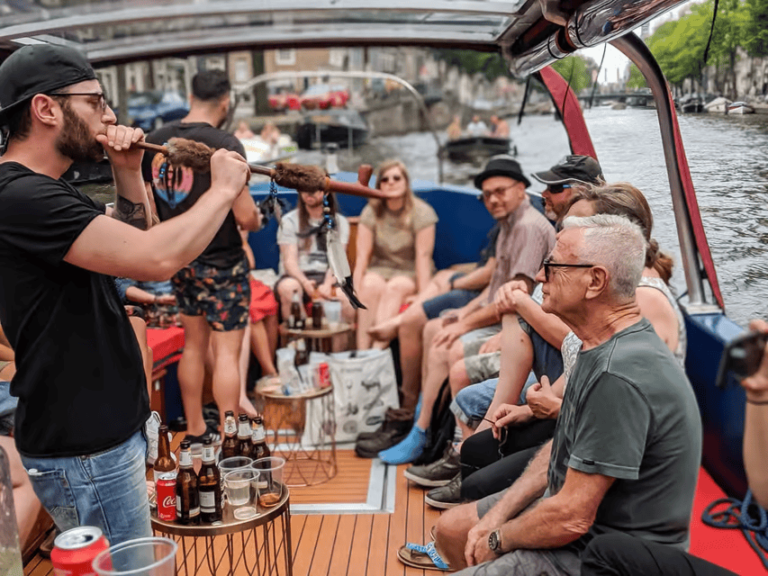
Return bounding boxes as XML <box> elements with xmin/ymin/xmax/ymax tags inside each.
<box><xmin>324</xmin><ymin>300</ymin><xmax>342</xmax><ymax>329</ymax></box>
<box><xmin>218</xmin><ymin>456</ymin><xmax>253</xmax><ymax>477</ymax></box>
<box><xmin>251</xmin><ymin>456</ymin><xmax>286</xmax><ymax>508</ymax></box>
<box><xmin>92</xmin><ymin>536</ymin><xmax>177</xmax><ymax>576</ymax></box>
<box><xmin>224</xmin><ymin>469</ymin><xmax>259</xmax><ymax>507</ymax></box>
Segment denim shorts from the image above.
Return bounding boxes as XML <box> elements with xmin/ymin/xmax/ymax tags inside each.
<box><xmin>451</xmin><ymin>372</ymin><xmax>537</xmax><ymax>427</ymax></box>
<box><xmin>0</xmin><ymin>381</ymin><xmax>18</xmax><ymax>436</ymax></box>
<box><xmin>518</xmin><ymin>317</ymin><xmax>564</xmax><ymax>383</ymax></box>
<box><xmin>422</xmin><ymin>289</ymin><xmax>481</xmax><ymax>320</ymax></box>
<box><xmin>21</xmin><ymin>429</ymin><xmax>152</xmax><ymax>545</ymax></box>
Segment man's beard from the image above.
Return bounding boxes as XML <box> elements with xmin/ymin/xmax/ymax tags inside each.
<box><xmin>55</xmin><ymin>103</ymin><xmax>105</xmax><ymax>163</ymax></box>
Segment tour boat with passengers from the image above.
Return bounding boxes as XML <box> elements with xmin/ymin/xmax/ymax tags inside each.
<box><xmin>1</xmin><ymin>0</ymin><xmax>765</xmax><ymax>574</ymax></box>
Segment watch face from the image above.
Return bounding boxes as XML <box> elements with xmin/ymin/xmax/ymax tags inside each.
<box><xmin>488</xmin><ymin>530</ymin><xmax>500</xmax><ymax>551</ymax></box>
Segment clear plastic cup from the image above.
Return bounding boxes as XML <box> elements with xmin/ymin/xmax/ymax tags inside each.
<box><xmin>218</xmin><ymin>456</ymin><xmax>253</xmax><ymax>478</ymax></box>
<box><xmin>224</xmin><ymin>469</ymin><xmax>259</xmax><ymax>507</ymax></box>
<box><xmin>251</xmin><ymin>456</ymin><xmax>286</xmax><ymax>508</ymax></box>
<box><xmin>92</xmin><ymin>536</ymin><xmax>177</xmax><ymax>576</ymax></box>
<box><xmin>323</xmin><ymin>300</ymin><xmax>342</xmax><ymax>329</ymax></box>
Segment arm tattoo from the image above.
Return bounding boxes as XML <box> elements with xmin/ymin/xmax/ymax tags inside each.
<box><xmin>113</xmin><ymin>196</ymin><xmax>149</xmax><ymax>230</ymax></box>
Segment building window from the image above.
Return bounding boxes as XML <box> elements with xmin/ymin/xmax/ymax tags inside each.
<box><xmin>275</xmin><ymin>48</ymin><xmax>296</xmax><ymax>66</ymax></box>
<box><xmin>235</xmin><ymin>59</ymin><xmax>250</xmax><ymax>83</ymax></box>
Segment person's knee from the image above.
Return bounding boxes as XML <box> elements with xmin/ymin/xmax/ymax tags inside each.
<box><xmin>434</xmin><ymin>503</ymin><xmax>477</xmax><ymax>548</ymax></box>
<box><xmin>387</xmin><ymin>276</ymin><xmax>416</xmax><ymax>295</ymax></box>
<box><xmin>401</xmin><ymin>304</ymin><xmax>427</xmax><ymax>334</ymax></box>
<box><xmin>581</xmin><ymin>533</ymin><xmax>633</xmax><ymax>575</ymax></box>
<box><xmin>360</xmin><ymin>272</ymin><xmax>385</xmax><ymax>294</ymax></box>
<box><xmin>277</xmin><ymin>277</ymin><xmax>302</xmax><ymax>301</ymax></box>
<box><xmin>448</xmin><ymin>339</ymin><xmax>465</xmax><ymax>366</ymax></box>
<box><xmin>423</xmin><ymin>318</ymin><xmax>442</xmax><ymax>346</ymax></box>
<box><xmin>449</xmin><ymin>360</ymin><xmax>469</xmax><ymax>392</ymax></box>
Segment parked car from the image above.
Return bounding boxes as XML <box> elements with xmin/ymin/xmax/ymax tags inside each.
<box><xmin>268</xmin><ymin>87</ymin><xmax>301</xmax><ymax>111</ymax></box>
<box><xmin>300</xmin><ymin>83</ymin><xmax>349</xmax><ymax>110</ymax></box>
<box><xmin>128</xmin><ymin>91</ymin><xmax>189</xmax><ymax>131</ymax></box>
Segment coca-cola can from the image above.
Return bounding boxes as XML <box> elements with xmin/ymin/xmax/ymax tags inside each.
<box><xmin>51</xmin><ymin>526</ymin><xmax>109</xmax><ymax>576</ymax></box>
<box><xmin>316</xmin><ymin>362</ymin><xmax>331</xmax><ymax>388</ymax></box>
<box><xmin>156</xmin><ymin>472</ymin><xmax>177</xmax><ymax>522</ymax></box>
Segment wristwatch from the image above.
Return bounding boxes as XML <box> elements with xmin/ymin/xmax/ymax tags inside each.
<box><xmin>488</xmin><ymin>529</ymin><xmax>502</xmax><ymax>554</ymax></box>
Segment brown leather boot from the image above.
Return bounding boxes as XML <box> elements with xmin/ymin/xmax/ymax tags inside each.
<box><xmin>355</xmin><ymin>408</ymin><xmax>414</xmax><ymax>458</ymax></box>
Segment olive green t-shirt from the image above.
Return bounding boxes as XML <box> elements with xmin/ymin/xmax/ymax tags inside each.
<box><xmin>359</xmin><ymin>197</ymin><xmax>438</xmax><ymax>280</ymax></box>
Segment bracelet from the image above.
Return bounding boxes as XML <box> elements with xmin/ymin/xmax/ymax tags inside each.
<box><xmin>746</xmin><ymin>397</ymin><xmax>768</xmax><ymax>406</ymax></box>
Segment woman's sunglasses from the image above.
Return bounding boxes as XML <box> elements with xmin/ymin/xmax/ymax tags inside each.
<box><xmin>380</xmin><ymin>174</ymin><xmax>403</xmax><ymax>183</ymax></box>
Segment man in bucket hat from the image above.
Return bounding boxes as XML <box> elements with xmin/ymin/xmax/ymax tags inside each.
<box><xmin>0</xmin><ymin>44</ymin><xmax>249</xmax><ymax>544</ymax></box>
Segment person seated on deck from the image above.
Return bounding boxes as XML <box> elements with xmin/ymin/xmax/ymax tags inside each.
<box><xmin>274</xmin><ymin>187</ymin><xmax>355</xmax><ymax>333</ymax></box>
<box><xmin>397</xmin><ymin>214</ymin><xmax>702</xmax><ymax>576</ymax></box>
<box><xmin>581</xmin><ymin>318</ymin><xmax>768</xmax><ymax>576</ymax></box>
<box><xmin>234</xmin><ymin>120</ymin><xmax>255</xmax><ymax>140</ymax></box>
<box><xmin>466</xmin><ymin>115</ymin><xmax>489</xmax><ymax>137</ymax></box>
<box><xmin>0</xmin><ymin>321</ymin><xmax>42</xmax><ymax>551</ymax></box>
<box><xmin>423</xmin><ymin>183</ymin><xmax>685</xmax><ymax>509</ymax></box>
<box><xmin>376</xmin><ymin>156</ymin><xmax>555</xmax><ymax>465</ymax></box>
<box><xmin>260</xmin><ymin>122</ymin><xmax>281</xmax><ymax>146</ymax></box>
<box><xmin>354</xmin><ymin>159</ymin><xmax>438</xmax><ymax>351</ymax></box>
<box><xmin>447</xmin><ymin>115</ymin><xmax>463</xmax><ymax>141</ymax></box>
<box><xmin>489</xmin><ymin>115</ymin><xmax>509</xmax><ymax>139</ymax></box>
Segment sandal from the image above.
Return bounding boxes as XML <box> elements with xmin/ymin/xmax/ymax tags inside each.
<box><xmin>397</xmin><ymin>541</ymin><xmax>451</xmax><ymax>572</ymax></box>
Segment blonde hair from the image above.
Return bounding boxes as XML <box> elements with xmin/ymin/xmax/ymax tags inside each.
<box><xmin>369</xmin><ymin>160</ymin><xmax>416</xmax><ymax>220</ymax></box>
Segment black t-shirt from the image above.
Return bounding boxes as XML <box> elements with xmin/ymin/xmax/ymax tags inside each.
<box><xmin>0</xmin><ymin>162</ymin><xmax>149</xmax><ymax>457</ymax></box>
<box><xmin>479</xmin><ymin>222</ymin><xmax>501</xmax><ymax>265</ymax></box>
<box><xmin>141</xmin><ymin>122</ymin><xmax>246</xmax><ymax>269</ymax></box>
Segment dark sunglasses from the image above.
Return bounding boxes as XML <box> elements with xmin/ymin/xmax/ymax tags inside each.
<box><xmin>49</xmin><ymin>92</ymin><xmax>108</xmax><ymax>112</ymax></box>
<box><xmin>482</xmin><ymin>417</ymin><xmax>511</xmax><ymax>458</ymax></box>
<box><xmin>547</xmin><ymin>183</ymin><xmax>573</xmax><ymax>195</ymax></box>
<box><xmin>380</xmin><ymin>174</ymin><xmax>403</xmax><ymax>183</ymax></box>
<box><xmin>542</xmin><ymin>257</ymin><xmax>595</xmax><ymax>282</ymax></box>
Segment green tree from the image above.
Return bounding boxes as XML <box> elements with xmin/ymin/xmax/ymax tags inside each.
<box><xmin>626</xmin><ymin>64</ymin><xmax>647</xmax><ymax>89</ymax></box>
<box><xmin>433</xmin><ymin>49</ymin><xmax>508</xmax><ymax>81</ymax></box>
<box><xmin>742</xmin><ymin>0</ymin><xmax>768</xmax><ymax>56</ymax></box>
<box><xmin>551</xmin><ymin>55</ymin><xmax>594</xmax><ymax>94</ymax></box>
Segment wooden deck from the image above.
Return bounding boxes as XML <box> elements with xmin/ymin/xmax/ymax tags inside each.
<box><xmin>23</xmin><ymin>449</ymin><xmax>443</xmax><ymax>576</ymax></box>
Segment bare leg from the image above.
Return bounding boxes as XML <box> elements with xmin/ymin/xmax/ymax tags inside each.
<box><xmin>372</xmin><ymin>276</ymin><xmax>416</xmax><ymax>349</ymax></box>
<box><xmin>356</xmin><ymin>272</ymin><xmax>386</xmax><ymax>349</ymax></box>
<box><xmin>210</xmin><ymin>328</ymin><xmax>246</xmax><ymax>429</ymax></box>
<box><xmin>276</xmin><ymin>277</ymin><xmax>303</xmax><ymax>320</ymax></box>
<box><xmin>264</xmin><ymin>314</ymin><xmax>278</xmax><ymax>356</ymax></box>
<box><xmin>417</xmin><ymin>268</ymin><xmax>453</xmax><ymax>301</ymax></box>
<box><xmin>177</xmin><ymin>314</ymin><xmax>211</xmax><ymax>437</ymax></box>
<box><xmin>0</xmin><ymin>435</ymin><xmax>42</xmax><ymax>549</ymax></box>
<box><xmin>448</xmin><ymin>357</ymin><xmax>471</xmax><ymax>397</ymax></box>
<box><xmin>251</xmin><ymin>319</ymin><xmax>278</xmax><ymax>375</ymax></box>
<box><xmin>487</xmin><ymin>314</ymin><xmax>534</xmax><ymax>413</ymax></box>
<box><xmin>433</xmin><ymin>502</ymin><xmax>479</xmax><ymax>570</ymax></box>
<box><xmin>238</xmin><ymin>322</ymin><xmax>258</xmax><ymax>418</ymax></box>
<box><xmin>421</xmin><ymin>318</ymin><xmax>444</xmax><ymax>389</ymax></box>
<box><xmin>415</xmin><ymin>337</ymin><xmax>462</xmax><ymax>430</ymax></box>
<box><xmin>397</xmin><ymin>304</ymin><xmax>430</xmax><ymax>411</ymax></box>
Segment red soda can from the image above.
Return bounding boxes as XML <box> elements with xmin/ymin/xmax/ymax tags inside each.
<box><xmin>317</xmin><ymin>362</ymin><xmax>331</xmax><ymax>388</ymax></box>
<box><xmin>156</xmin><ymin>472</ymin><xmax>177</xmax><ymax>522</ymax></box>
<box><xmin>51</xmin><ymin>526</ymin><xmax>109</xmax><ymax>576</ymax></box>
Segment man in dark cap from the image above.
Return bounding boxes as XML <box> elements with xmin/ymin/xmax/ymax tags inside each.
<box><xmin>533</xmin><ymin>155</ymin><xmax>604</xmax><ymax>222</ymax></box>
<box><xmin>377</xmin><ymin>155</ymin><xmax>555</xmax><ymax>465</ymax></box>
<box><xmin>0</xmin><ymin>44</ymin><xmax>249</xmax><ymax>544</ymax></box>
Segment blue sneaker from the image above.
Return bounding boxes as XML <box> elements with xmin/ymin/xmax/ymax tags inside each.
<box><xmin>378</xmin><ymin>425</ymin><xmax>427</xmax><ymax>465</ymax></box>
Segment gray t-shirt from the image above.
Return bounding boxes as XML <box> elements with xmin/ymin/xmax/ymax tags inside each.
<box><xmin>277</xmin><ymin>209</ymin><xmax>350</xmax><ymax>276</ymax></box>
<box><xmin>547</xmin><ymin>318</ymin><xmax>702</xmax><ymax>552</ymax></box>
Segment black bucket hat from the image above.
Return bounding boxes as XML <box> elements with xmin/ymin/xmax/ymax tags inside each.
<box><xmin>532</xmin><ymin>155</ymin><xmax>604</xmax><ymax>186</ymax></box>
<box><xmin>474</xmin><ymin>155</ymin><xmax>531</xmax><ymax>189</ymax></box>
<box><xmin>0</xmin><ymin>44</ymin><xmax>97</xmax><ymax>126</ymax></box>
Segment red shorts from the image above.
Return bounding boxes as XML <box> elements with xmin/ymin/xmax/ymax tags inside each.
<box><xmin>249</xmin><ymin>278</ymin><xmax>279</xmax><ymax>323</ymax></box>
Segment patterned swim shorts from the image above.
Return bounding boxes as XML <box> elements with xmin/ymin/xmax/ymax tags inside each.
<box><xmin>172</xmin><ymin>257</ymin><xmax>251</xmax><ymax>332</ymax></box>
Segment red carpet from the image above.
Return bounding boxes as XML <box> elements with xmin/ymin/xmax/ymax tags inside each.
<box><xmin>690</xmin><ymin>467</ymin><xmax>767</xmax><ymax>574</ymax></box>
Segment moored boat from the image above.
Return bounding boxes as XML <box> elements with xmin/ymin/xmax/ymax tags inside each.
<box><xmin>727</xmin><ymin>101</ymin><xmax>756</xmax><ymax>115</ymax></box>
<box><xmin>444</xmin><ymin>136</ymin><xmax>516</xmax><ymax>163</ymax></box>
<box><xmin>295</xmin><ymin>109</ymin><xmax>369</xmax><ymax>150</ymax></box>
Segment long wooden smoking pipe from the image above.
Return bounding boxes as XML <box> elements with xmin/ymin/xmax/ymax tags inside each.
<box><xmin>136</xmin><ymin>140</ymin><xmax>384</xmax><ymax>200</ymax></box>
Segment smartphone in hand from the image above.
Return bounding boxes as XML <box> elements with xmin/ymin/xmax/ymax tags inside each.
<box><xmin>715</xmin><ymin>330</ymin><xmax>768</xmax><ymax>389</ymax></box>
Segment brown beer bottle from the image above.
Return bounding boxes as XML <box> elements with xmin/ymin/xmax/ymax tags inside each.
<box><xmin>198</xmin><ymin>438</ymin><xmax>222</xmax><ymax>523</ymax></box>
<box><xmin>289</xmin><ymin>291</ymin><xmax>304</xmax><ymax>329</ymax></box>
<box><xmin>237</xmin><ymin>414</ymin><xmax>252</xmax><ymax>457</ymax></box>
<box><xmin>153</xmin><ymin>425</ymin><xmax>176</xmax><ymax>487</ymax></box>
<box><xmin>221</xmin><ymin>410</ymin><xmax>238</xmax><ymax>460</ymax></box>
<box><xmin>251</xmin><ymin>416</ymin><xmax>271</xmax><ymax>461</ymax></box>
<box><xmin>175</xmin><ymin>440</ymin><xmax>200</xmax><ymax>525</ymax></box>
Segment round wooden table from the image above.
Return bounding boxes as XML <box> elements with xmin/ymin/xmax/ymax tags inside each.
<box><xmin>278</xmin><ymin>322</ymin><xmax>354</xmax><ymax>353</ymax></box>
<box><xmin>261</xmin><ymin>386</ymin><xmax>337</xmax><ymax>487</ymax></box>
<box><xmin>151</xmin><ymin>489</ymin><xmax>292</xmax><ymax>576</ymax></box>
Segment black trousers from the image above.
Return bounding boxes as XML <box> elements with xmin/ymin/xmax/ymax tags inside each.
<box><xmin>460</xmin><ymin>418</ymin><xmax>556</xmax><ymax>501</ymax></box>
<box><xmin>581</xmin><ymin>534</ymin><xmax>737</xmax><ymax>576</ymax></box>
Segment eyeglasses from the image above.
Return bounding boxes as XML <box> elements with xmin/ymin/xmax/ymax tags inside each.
<box><xmin>546</xmin><ymin>183</ymin><xmax>573</xmax><ymax>195</ymax></box>
<box><xmin>481</xmin><ymin>183</ymin><xmax>517</xmax><ymax>201</ymax></box>
<box><xmin>49</xmin><ymin>92</ymin><xmax>108</xmax><ymax>112</ymax></box>
<box><xmin>542</xmin><ymin>257</ymin><xmax>595</xmax><ymax>282</ymax></box>
<box><xmin>380</xmin><ymin>174</ymin><xmax>403</xmax><ymax>183</ymax></box>
<box><xmin>482</xmin><ymin>417</ymin><xmax>510</xmax><ymax>458</ymax></box>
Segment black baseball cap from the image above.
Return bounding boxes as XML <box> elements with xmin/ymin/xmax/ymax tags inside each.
<box><xmin>0</xmin><ymin>44</ymin><xmax>97</xmax><ymax>126</ymax></box>
<box><xmin>531</xmin><ymin>155</ymin><xmax>604</xmax><ymax>186</ymax></box>
<box><xmin>474</xmin><ymin>155</ymin><xmax>531</xmax><ymax>189</ymax></box>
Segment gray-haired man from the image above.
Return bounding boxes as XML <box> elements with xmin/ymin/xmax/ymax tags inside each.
<box><xmin>429</xmin><ymin>215</ymin><xmax>702</xmax><ymax>575</ymax></box>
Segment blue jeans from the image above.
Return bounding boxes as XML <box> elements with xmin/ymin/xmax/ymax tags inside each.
<box><xmin>451</xmin><ymin>373</ymin><xmax>537</xmax><ymax>427</ymax></box>
<box><xmin>21</xmin><ymin>429</ymin><xmax>151</xmax><ymax>545</ymax></box>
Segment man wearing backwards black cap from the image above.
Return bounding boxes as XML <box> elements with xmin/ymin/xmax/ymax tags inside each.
<box><xmin>0</xmin><ymin>44</ymin><xmax>249</xmax><ymax>544</ymax></box>
<box><xmin>379</xmin><ymin>155</ymin><xmax>555</xmax><ymax>465</ymax></box>
<box><xmin>532</xmin><ymin>154</ymin><xmax>604</xmax><ymax>222</ymax></box>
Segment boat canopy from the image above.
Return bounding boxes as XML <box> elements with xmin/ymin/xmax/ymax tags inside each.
<box><xmin>0</xmin><ymin>0</ymin><xmax>688</xmax><ymax>74</ymax></box>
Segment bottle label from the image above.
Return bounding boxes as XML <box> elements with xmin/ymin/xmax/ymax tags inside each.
<box><xmin>252</xmin><ymin>427</ymin><xmax>265</xmax><ymax>442</ymax></box>
<box><xmin>202</xmin><ymin>446</ymin><xmax>215</xmax><ymax>463</ymax></box>
<box><xmin>200</xmin><ymin>490</ymin><xmax>216</xmax><ymax>512</ymax></box>
<box><xmin>225</xmin><ymin>420</ymin><xmax>237</xmax><ymax>435</ymax></box>
<box><xmin>179</xmin><ymin>450</ymin><xmax>193</xmax><ymax>467</ymax></box>
<box><xmin>189</xmin><ymin>506</ymin><xmax>200</xmax><ymax>518</ymax></box>
<box><xmin>238</xmin><ymin>421</ymin><xmax>251</xmax><ymax>438</ymax></box>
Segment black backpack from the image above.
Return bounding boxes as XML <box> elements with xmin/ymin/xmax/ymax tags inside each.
<box><xmin>412</xmin><ymin>378</ymin><xmax>455</xmax><ymax>465</ymax></box>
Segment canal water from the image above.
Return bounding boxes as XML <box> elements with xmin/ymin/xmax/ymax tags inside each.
<box><xmin>296</xmin><ymin>109</ymin><xmax>768</xmax><ymax>328</ymax></box>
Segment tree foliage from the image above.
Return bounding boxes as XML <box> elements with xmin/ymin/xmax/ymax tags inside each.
<box><xmin>743</xmin><ymin>0</ymin><xmax>768</xmax><ymax>57</ymax></box>
<box><xmin>433</xmin><ymin>49</ymin><xmax>509</xmax><ymax>81</ymax></box>
<box><xmin>626</xmin><ymin>64</ymin><xmax>647</xmax><ymax>89</ymax></box>
<box><xmin>551</xmin><ymin>55</ymin><xmax>594</xmax><ymax>94</ymax></box>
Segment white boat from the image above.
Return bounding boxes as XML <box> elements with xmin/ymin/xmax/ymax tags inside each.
<box><xmin>704</xmin><ymin>96</ymin><xmax>732</xmax><ymax>114</ymax></box>
<box><xmin>238</xmin><ymin>135</ymin><xmax>298</xmax><ymax>165</ymax></box>
<box><xmin>727</xmin><ymin>101</ymin><xmax>756</xmax><ymax>115</ymax></box>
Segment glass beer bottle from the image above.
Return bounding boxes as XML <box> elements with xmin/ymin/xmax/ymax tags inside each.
<box><xmin>198</xmin><ymin>438</ymin><xmax>222</xmax><ymax>523</ymax></box>
<box><xmin>251</xmin><ymin>416</ymin><xmax>271</xmax><ymax>461</ymax></box>
<box><xmin>175</xmin><ymin>440</ymin><xmax>200</xmax><ymax>525</ymax></box>
<box><xmin>237</xmin><ymin>414</ymin><xmax>252</xmax><ymax>458</ymax></box>
<box><xmin>153</xmin><ymin>424</ymin><xmax>176</xmax><ymax>487</ymax></box>
<box><xmin>221</xmin><ymin>410</ymin><xmax>238</xmax><ymax>460</ymax></box>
